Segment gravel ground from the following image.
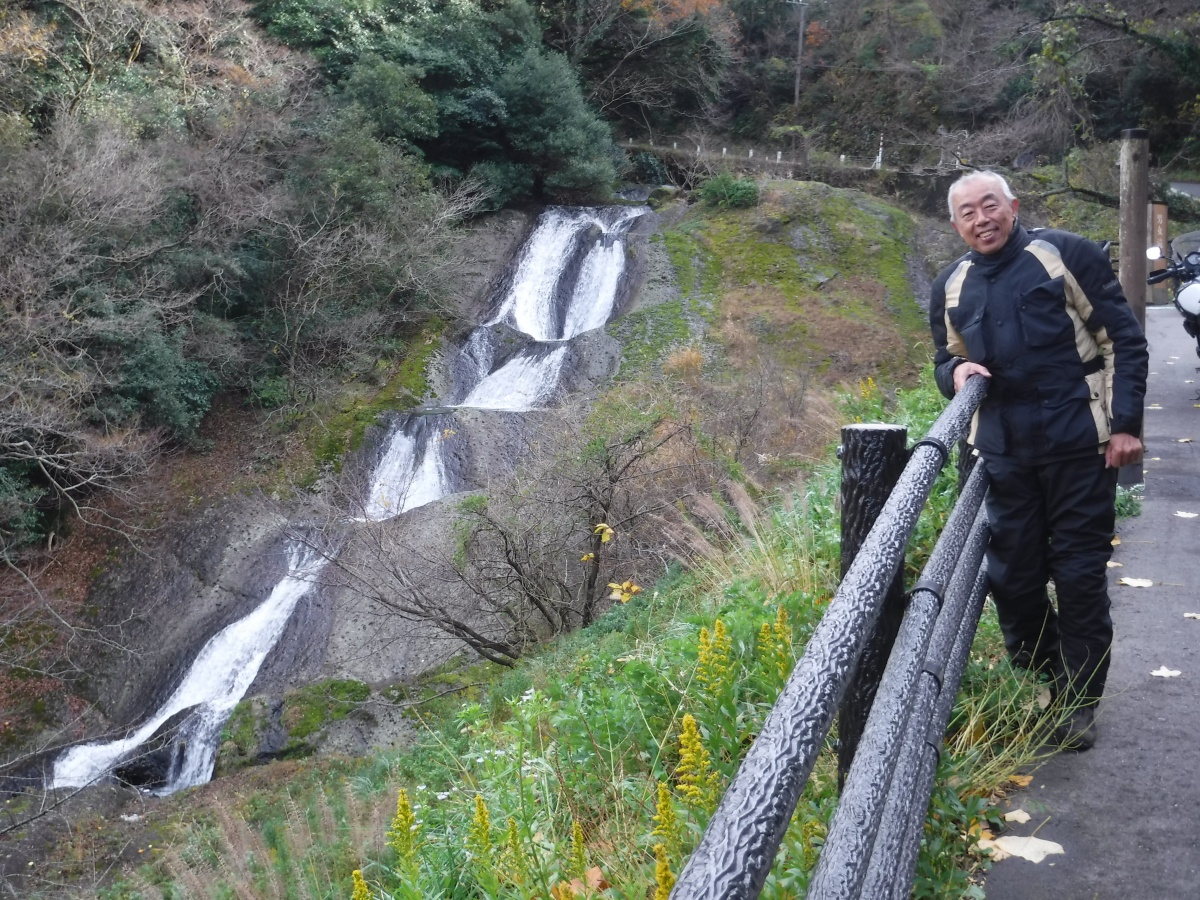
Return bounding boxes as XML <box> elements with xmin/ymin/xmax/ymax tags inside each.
<box><xmin>984</xmin><ymin>305</ymin><xmax>1200</xmax><ymax>899</ymax></box>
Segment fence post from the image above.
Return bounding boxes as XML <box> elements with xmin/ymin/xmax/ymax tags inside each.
<box><xmin>1119</xmin><ymin>127</ymin><xmax>1149</xmax><ymax>331</ymax></box>
<box><xmin>836</xmin><ymin>424</ymin><xmax>908</xmax><ymax>790</ymax></box>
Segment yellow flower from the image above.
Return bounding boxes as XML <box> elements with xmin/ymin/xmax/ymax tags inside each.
<box><xmin>498</xmin><ymin>816</ymin><xmax>527</xmax><ymax>885</ymax></box>
<box><xmin>756</xmin><ymin>607</ymin><xmax>793</xmax><ymax>686</ymax></box>
<box><xmin>351</xmin><ymin>869</ymin><xmax>372</xmax><ymax>900</ymax></box>
<box><xmin>386</xmin><ymin>789</ymin><xmax>420</xmax><ymax>874</ymax></box>
<box><xmin>571</xmin><ymin>819</ymin><xmax>587</xmax><ymax>879</ymax></box>
<box><xmin>676</xmin><ymin>714</ymin><xmax>717</xmax><ymax>811</ymax></box>
<box><xmin>654</xmin><ymin>843</ymin><xmax>676</xmax><ymax>900</ymax></box>
<box><xmin>466</xmin><ymin>794</ymin><xmax>492</xmax><ymax>860</ymax></box>
<box><xmin>651</xmin><ymin>781</ymin><xmax>682</xmax><ymax>860</ymax></box>
<box><xmin>696</xmin><ymin>618</ymin><xmax>733</xmax><ymax>697</ymax></box>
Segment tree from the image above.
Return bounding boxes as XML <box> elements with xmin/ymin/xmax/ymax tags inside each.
<box><xmin>322</xmin><ymin>397</ymin><xmax>726</xmax><ymax>665</ymax></box>
<box><xmin>493</xmin><ymin>46</ymin><xmax>618</xmax><ymax>196</ymax></box>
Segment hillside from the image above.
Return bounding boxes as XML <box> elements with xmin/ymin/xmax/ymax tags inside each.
<box><xmin>1</xmin><ymin>181</ymin><xmax>1017</xmax><ymax>899</ymax></box>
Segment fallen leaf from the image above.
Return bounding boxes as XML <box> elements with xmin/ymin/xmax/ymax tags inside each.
<box><xmin>1187</xmin><ymin>380</ymin><xmax>1196</xmax><ymax>384</ymax></box>
<box><xmin>1171</xmin><ymin>356</ymin><xmax>1180</xmax><ymax>359</ymax></box>
<box><xmin>1148</xmin><ymin>403</ymin><xmax>1163</xmax><ymax>409</ymax></box>
<box><xmin>1178</xmin><ymin>438</ymin><xmax>1194</xmax><ymax>443</ymax></box>
<box><xmin>1151</xmin><ymin>666</ymin><xmax>1182</xmax><ymax>677</ymax></box>
<box><xmin>1175</xmin><ymin>511</ymin><xmax>1199</xmax><ymax>519</ymax></box>
<box><xmin>1004</xmin><ymin>809</ymin><xmax>1032</xmax><ymax>824</ymax></box>
<box><xmin>1106</xmin><ymin>560</ymin><xmax>1124</xmax><ymax>568</ymax></box>
<box><xmin>1111</xmin><ymin>536</ymin><xmax>1122</xmax><ymax>546</ymax></box>
<box><xmin>585</xmin><ymin>867</ymin><xmax>611</xmax><ymax>891</ymax></box>
<box><xmin>1150</xmin><ymin>457</ymin><xmax>1162</xmax><ymax>460</ymax></box>
<box><xmin>1117</xmin><ymin>577</ymin><xmax>1154</xmax><ymax>587</ymax></box>
<box><xmin>1184</xmin><ymin>613</ymin><xmax>1200</xmax><ymax>620</ymax></box>
<box><xmin>976</xmin><ymin>838</ymin><xmax>1010</xmax><ymax>861</ymax></box>
<box><xmin>1008</xmin><ymin>774</ymin><xmax>1033</xmax><ymax>788</ymax></box>
<box><xmin>991</xmin><ymin>835</ymin><xmax>1065</xmax><ymax>864</ymax></box>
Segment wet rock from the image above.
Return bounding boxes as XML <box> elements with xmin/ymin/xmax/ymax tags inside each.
<box><xmin>112</xmin><ymin>707</ymin><xmax>196</xmax><ymax>789</ymax></box>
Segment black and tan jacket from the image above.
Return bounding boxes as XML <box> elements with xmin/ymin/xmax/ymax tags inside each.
<box><xmin>930</xmin><ymin>224</ymin><xmax>1148</xmax><ymax>464</ymax></box>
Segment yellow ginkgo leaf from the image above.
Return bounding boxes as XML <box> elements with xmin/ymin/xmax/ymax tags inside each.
<box><xmin>1009</xmin><ymin>774</ymin><xmax>1033</xmax><ymax>788</ymax></box>
<box><xmin>607</xmin><ymin>580</ymin><xmax>642</xmax><ymax>603</ymax></box>
<box><xmin>1117</xmin><ymin>577</ymin><xmax>1154</xmax><ymax>587</ymax></box>
<box><xmin>1178</xmin><ymin>438</ymin><xmax>1194</xmax><ymax>443</ymax></box>
<box><xmin>1106</xmin><ymin>560</ymin><xmax>1123</xmax><ymax>568</ymax></box>
<box><xmin>1111</xmin><ymin>535</ymin><xmax>1121</xmax><ymax>546</ymax></box>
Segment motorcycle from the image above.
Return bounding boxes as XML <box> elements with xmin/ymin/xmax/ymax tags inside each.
<box><xmin>1147</xmin><ymin>231</ymin><xmax>1200</xmax><ymax>358</ymax></box>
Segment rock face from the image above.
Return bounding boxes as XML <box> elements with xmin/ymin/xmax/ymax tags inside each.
<box><xmin>111</xmin><ymin>707</ymin><xmax>197</xmax><ymax>789</ymax></box>
<box><xmin>81</xmin><ymin>497</ymin><xmax>304</xmax><ymax>728</ymax></box>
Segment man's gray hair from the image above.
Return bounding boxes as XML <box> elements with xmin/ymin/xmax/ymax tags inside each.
<box><xmin>947</xmin><ymin>170</ymin><xmax>1016</xmax><ymax>221</ymax></box>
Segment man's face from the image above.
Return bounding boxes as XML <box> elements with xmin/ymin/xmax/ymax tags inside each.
<box><xmin>951</xmin><ymin>179</ymin><xmax>1019</xmax><ymax>255</ymax></box>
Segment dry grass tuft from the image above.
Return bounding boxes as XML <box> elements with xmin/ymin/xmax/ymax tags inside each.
<box><xmin>663</xmin><ymin>345</ymin><xmax>705</xmax><ymax>383</ymax></box>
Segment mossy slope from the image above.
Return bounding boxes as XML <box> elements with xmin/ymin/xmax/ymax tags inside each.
<box><xmin>621</xmin><ymin>182</ymin><xmax>930</xmax><ymax>384</ymax></box>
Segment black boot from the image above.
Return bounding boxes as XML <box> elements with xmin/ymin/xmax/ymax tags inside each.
<box><xmin>1054</xmin><ymin>705</ymin><xmax>1097</xmax><ymax>752</ymax></box>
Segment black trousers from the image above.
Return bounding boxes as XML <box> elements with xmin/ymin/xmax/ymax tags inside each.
<box><xmin>983</xmin><ymin>452</ymin><xmax>1118</xmax><ymax>706</ymax></box>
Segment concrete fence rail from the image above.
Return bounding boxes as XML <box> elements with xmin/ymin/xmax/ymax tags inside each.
<box><xmin>670</xmin><ymin>375</ymin><xmax>991</xmax><ymax>900</ymax></box>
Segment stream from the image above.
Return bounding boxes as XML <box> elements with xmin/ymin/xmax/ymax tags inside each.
<box><xmin>50</xmin><ymin>204</ymin><xmax>647</xmax><ymax>794</ymax></box>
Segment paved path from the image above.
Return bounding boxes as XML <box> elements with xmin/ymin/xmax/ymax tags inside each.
<box><xmin>984</xmin><ymin>306</ymin><xmax>1200</xmax><ymax>899</ymax></box>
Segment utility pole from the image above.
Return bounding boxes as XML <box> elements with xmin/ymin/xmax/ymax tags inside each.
<box><xmin>787</xmin><ymin>0</ymin><xmax>807</xmax><ymax>112</ymax></box>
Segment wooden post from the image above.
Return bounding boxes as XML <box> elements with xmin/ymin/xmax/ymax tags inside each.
<box><xmin>1119</xmin><ymin>128</ymin><xmax>1149</xmax><ymax>330</ymax></box>
<box><xmin>1150</xmin><ymin>202</ymin><xmax>1170</xmax><ymax>306</ymax></box>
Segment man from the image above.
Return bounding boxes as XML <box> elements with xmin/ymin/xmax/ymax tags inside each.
<box><xmin>930</xmin><ymin>170</ymin><xmax>1148</xmax><ymax>751</ymax></box>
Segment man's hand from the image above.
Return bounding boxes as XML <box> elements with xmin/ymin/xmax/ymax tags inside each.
<box><xmin>1106</xmin><ymin>432</ymin><xmax>1143</xmax><ymax>468</ymax></box>
<box><xmin>953</xmin><ymin>361</ymin><xmax>991</xmax><ymax>393</ymax></box>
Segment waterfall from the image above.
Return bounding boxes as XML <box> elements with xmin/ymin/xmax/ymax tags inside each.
<box><xmin>51</xmin><ymin>542</ymin><xmax>327</xmax><ymax>794</ymax></box>
<box><xmin>486</xmin><ymin>206</ymin><xmax>646</xmax><ymax>342</ymax></box>
<box><xmin>457</xmin><ymin>344</ymin><xmax>570</xmax><ymax>411</ymax></box>
<box><xmin>50</xmin><ymin>204</ymin><xmax>647</xmax><ymax>795</ymax></box>
<box><xmin>361</xmin><ymin>415</ymin><xmax>453</xmax><ymax>522</ymax></box>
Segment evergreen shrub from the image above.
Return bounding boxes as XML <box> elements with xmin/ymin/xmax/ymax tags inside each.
<box><xmin>699</xmin><ymin>173</ymin><xmax>759</xmax><ymax>209</ymax></box>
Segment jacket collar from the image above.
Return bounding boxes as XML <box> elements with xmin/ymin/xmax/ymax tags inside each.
<box><xmin>969</xmin><ymin>221</ymin><xmax>1030</xmax><ymax>272</ymax></box>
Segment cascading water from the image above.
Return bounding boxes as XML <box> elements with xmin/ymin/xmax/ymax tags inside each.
<box><xmin>370</xmin><ymin>205</ymin><xmax>646</xmax><ymax>512</ymax></box>
<box><xmin>51</xmin><ymin>203</ymin><xmax>646</xmax><ymax>794</ymax></box>
<box><xmin>51</xmin><ymin>542</ymin><xmax>328</xmax><ymax>794</ymax></box>
<box><xmin>361</xmin><ymin>415</ymin><xmax>453</xmax><ymax>521</ymax></box>
<box><xmin>486</xmin><ymin>206</ymin><xmax>647</xmax><ymax>342</ymax></box>
<box><xmin>457</xmin><ymin>344</ymin><xmax>569</xmax><ymax>411</ymax></box>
